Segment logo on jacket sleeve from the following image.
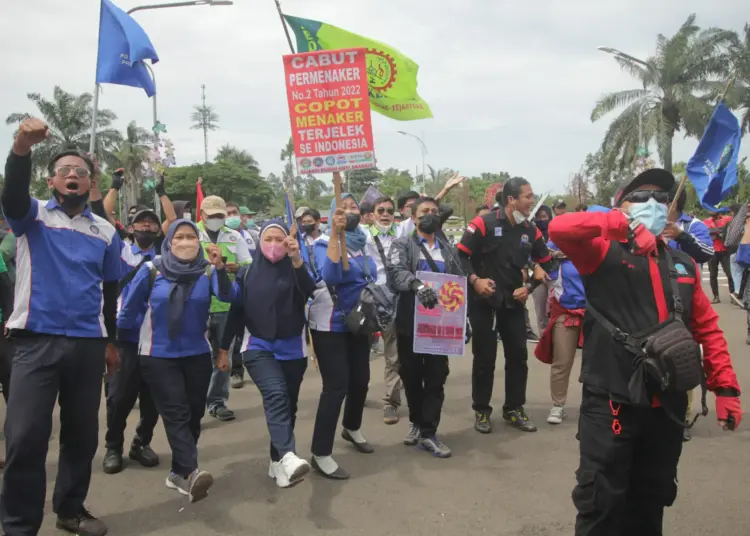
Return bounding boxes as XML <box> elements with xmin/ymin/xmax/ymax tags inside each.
<box><xmin>675</xmin><ymin>263</ymin><xmax>688</xmax><ymax>275</ymax></box>
<box><xmin>494</xmin><ymin>228</ymin><xmax>503</xmax><ymax>237</ymax></box>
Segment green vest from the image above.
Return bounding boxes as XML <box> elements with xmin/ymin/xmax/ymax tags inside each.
<box><xmin>197</xmin><ymin>221</ymin><xmax>252</xmax><ymax>313</ymax></box>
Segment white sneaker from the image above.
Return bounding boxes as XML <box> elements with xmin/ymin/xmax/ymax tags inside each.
<box><xmin>279</xmin><ymin>452</ymin><xmax>310</xmax><ymax>487</ymax></box>
<box><xmin>547</xmin><ymin>405</ymin><xmax>565</xmax><ymax>424</ymax></box>
<box><xmin>268</xmin><ymin>461</ymin><xmax>279</xmax><ymax>479</ymax></box>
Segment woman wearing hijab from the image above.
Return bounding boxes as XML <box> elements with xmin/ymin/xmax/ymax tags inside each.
<box><xmin>219</xmin><ymin>220</ymin><xmax>316</xmax><ymax>488</ymax></box>
<box><xmin>117</xmin><ymin>220</ymin><xmax>234</xmax><ymax>503</ymax></box>
<box><xmin>307</xmin><ymin>193</ymin><xmax>377</xmax><ymax>479</ymax></box>
<box><xmin>530</xmin><ymin>205</ymin><xmax>554</xmax><ymax>337</ymax></box>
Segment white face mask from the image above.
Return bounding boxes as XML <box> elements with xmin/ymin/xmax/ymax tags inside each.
<box><xmin>172</xmin><ymin>242</ymin><xmax>200</xmax><ymax>262</ymax></box>
<box><xmin>182</xmin><ymin>212</ymin><xmax>192</xmax><ymax>221</ymax></box>
<box><xmin>204</xmin><ymin>218</ymin><xmax>224</xmax><ymax>232</ymax></box>
<box><xmin>512</xmin><ymin>202</ymin><xmax>527</xmax><ymax>224</ymax></box>
<box><xmin>375</xmin><ymin>222</ymin><xmax>392</xmax><ymax>233</ymax></box>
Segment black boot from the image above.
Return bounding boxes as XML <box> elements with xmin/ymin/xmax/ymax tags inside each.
<box><xmin>102</xmin><ymin>448</ymin><xmax>123</xmax><ymax>474</ymax></box>
<box><xmin>129</xmin><ymin>438</ymin><xmax>159</xmax><ymax>468</ymax></box>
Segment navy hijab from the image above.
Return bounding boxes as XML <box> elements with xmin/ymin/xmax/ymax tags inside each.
<box><xmin>242</xmin><ymin>220</ymin><xmax>304</xmax><ymax>341</ymax></box>
<box><xmin>153</xmin><ymin>219</ymin><xmax>209</xmax><ymax>339</ymax></box>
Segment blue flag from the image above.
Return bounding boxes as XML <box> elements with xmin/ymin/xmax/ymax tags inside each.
<box><xmin>285</xmin><ymin>193</ymin><xmax>311</xmax><ymax>267</ymax></box>
<box><xmin>686</xmin><ymin>102</ymin><xmax>742</xmax><ymax>211</ymax></box>
<box><xmin>95</xmin><ymin>0</ymin><xmax>159</xmax><ymax>96</ymax></box>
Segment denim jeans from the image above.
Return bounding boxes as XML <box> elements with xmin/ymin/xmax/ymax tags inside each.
<box><xmin>206</xmin><ymin>312</ymin><xmax>230</xmax><ymax>411</ymax></box>
<box><xmin>244</xmin><ymin>350</ymin><xmax>307</xmax><ymax>461</ymax></box>
<box><xmin>730</xmin><ymin>253</ymin><xmax>743</xmax><ymax>292</ymax></box>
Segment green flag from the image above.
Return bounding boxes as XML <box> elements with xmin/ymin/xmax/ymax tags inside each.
<box><xmin>283</xmin><ymin>14</ymin><xmax>433</xmax><ymax>121</ymax></box>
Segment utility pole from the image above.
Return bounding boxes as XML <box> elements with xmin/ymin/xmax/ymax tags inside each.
<box><xmin>201</xmin><ymin>84</ymin><xmax>208</xmax><ymax>163</ymax></box>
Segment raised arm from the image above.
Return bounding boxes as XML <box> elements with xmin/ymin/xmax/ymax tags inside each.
<box><xmin>548</xmin><ymin>211</ymin><xmax>630</xmax><ymax>275</ymax></box>
<box><xmin>2</xmin><ymin>118</ymin><xmax>49</xmax><ymax>232</ymax></box>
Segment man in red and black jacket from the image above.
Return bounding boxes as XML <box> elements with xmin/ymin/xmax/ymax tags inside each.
<box><xmin>704</xmin><ymin>210</ymin><xmax>735</xmax><ymax>302</ymax></box>
<box><xmin>457</xmin><ymin>178</ymin><xmax>557</xmax><ymax>433</ymax></box>
<box><xmin>548</xmin><ymin>168</ymin><xmax>742</xmax><ymax>535</ymax></box>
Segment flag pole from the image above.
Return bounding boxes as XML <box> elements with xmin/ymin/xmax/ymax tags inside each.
<box><xmin>273</xmin><ymin>0</ymin><xmax>295</xmax><ymax>54</ymax></box>
<box><xmin>668</xmin><ymin>74</ymin><xmax>737</xmax><ymax>215</ymax></box>
<box><xmin>89</xmin><ymin>84</ymin><xmax>100</xmax><ymax>155</ymax></box>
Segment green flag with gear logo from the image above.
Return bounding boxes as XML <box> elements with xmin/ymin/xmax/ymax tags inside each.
<box><xmin>283</xmin><ymin>14</ymin><xmax>433</xmax><ymax>121</ymax></box>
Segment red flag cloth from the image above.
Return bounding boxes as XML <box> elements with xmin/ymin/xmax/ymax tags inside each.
<box><xmin>534</xmin><ymin>297</ymin><xmax>585</xmax><ymax>364</ymax></box>
<box><xmin>483</xmin><ymin>183</ymin><xmax>504</xmax><ymax>208</ymax></box>
<box><xmin>196</xmin><ymin>181</ymin><xmax>204</xmax><ymax>222</ymax></box>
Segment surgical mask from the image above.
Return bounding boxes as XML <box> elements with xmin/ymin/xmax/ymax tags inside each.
<box><xmin>172</xmin><ymin>242</ymin><xmax>200</xmax><ymax>262</ymax></box>
<box><xmin>225</xmin><ymin>216</ymin><xmax>241</xmax><ymax>230</ymax></box>
<box><xmin>204</xmin><ymin>218</ymin><xmax>224</xmax><ymax>232</ymax></box>
<box><xmin>261</xmin><ymin>242</ymin><xmax>287</xmax><ymax>263</ymax></box>
<box><xmin>54</xmin><ymin>189</ymin><xmax>89</xmax><ymax>212</ymax></box>
<box><xmin>133</xmin><ymin>230</ymin><xmax>158</xmax><ymax>249</ymax></box>
<box><xmin>417</xmin><ymin>214</ymin><xmax>441</xmax><ymax>234</ymax></box>
<box><xmin>301</xmin><ymin>223</ymin><xmax>316</xmax><ymax>235</ymax></box>
<box><xmin>628</xmin><ymin>198</ymin><xmax>668</xmax><ymax>236</ymax></box>
<box><xmin>345</xmin><ymin>213</ymin><xmax>361</xmax><ymax>231</ymax></box>
<box><xmin>512</xmin><ymin>202</ymin><xmax>527</xmax><ymax>224</ymax></box>
<box><xmin>182</xmin><ymin>212</ymin><xmax>192</xmax><ymax>221</ymax></box>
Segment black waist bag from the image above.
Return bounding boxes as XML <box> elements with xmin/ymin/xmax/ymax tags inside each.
<box><xmin>587</xmin><ymin>249</ymin><xmax>708</xmax><ymax>428</ymax></box>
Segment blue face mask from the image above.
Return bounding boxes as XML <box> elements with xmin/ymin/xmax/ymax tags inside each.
<box><xmin>628</xmin><ymin>197</ymin><xmax>668</xmax><ymax>236</ymax></box>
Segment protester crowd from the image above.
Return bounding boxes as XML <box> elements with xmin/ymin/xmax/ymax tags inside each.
<box><xmin>0</xmin><ymin>117</ymin><xmax>743</xmax><ymax>536</ymax></box>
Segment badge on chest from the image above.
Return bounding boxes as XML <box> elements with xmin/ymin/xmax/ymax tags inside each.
<box><xmin>494</xmin><ymin>228</ymin><xmax>503</xmax><ymax>237</ymax></box>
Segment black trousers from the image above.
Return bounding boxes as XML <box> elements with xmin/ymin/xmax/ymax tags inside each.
<box><xmin>1</xmin><ymin>336</ymin><xmax>106</xmax><ymax>535</ymax></box>
<box><xmin>470</xmin><ymin>300</ymin><xmax>528</xmax><ymax>413</ymax></box>
<box><xmin>310</xmin><ymin>330</ymin><xmax>370</xmax><ymax>457</ymax></box>
<box><xmin>231</xmin><ymin>337</ymin><xmax>244</xmax><ymax>378</ymax></box>
<box><xmin>396</xmin><ymin>334</ymin><xmax>449</xmax><ymax>437</ymax></box>
<box><xmin>140</xmin><ymin>354</ymin><xmax>212</xmax><ymax>478</ymax></box>
<box><xmin>573</xmin><ymin>388</ymin><xmax>684</xmax><ymax>536</ymax></box>
<box><xmin>708</xmin><ymin>251</ymin><xmax>735</xmax><ymax>296</ymax></box>
<box><xmin>0</xmin><ymin>336</ymin><xmax>11</xmax><ymax>402</ymax></box>
<box><xmin>105</xmin><ymin>341</ymin><xmax>159</xmax><ymax>451</ymax></box>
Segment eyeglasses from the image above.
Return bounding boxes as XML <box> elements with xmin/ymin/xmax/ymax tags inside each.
<box><xmin>376</xmin><ymin>207</ymin><xmax>395</xmax><ymax>215</ymax></box>
<box><xmin>54</xmin><ymin>166</ymin><xmax>91</xmax><ymax>178</ymax></box>
<box><xmin>624</xmin><ymin>190</ymin><xmax>670</xmax><ymax>204</ymax></box>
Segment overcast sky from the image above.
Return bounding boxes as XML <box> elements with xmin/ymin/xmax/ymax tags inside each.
<box><xmin>1</xmin><ymin>0</ymin><xmax>748</xmax><ymax>194</ymax></box>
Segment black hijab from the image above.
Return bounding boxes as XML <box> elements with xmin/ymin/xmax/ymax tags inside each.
<box><xmin>242</xmin><ymin>220</ymin><xmax>304</xmax><ymax>341</ymax></box>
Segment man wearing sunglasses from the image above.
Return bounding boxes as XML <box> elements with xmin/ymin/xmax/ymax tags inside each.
<box><xmin>548</xmin><ymin>168</ymin><xmax>741</xmax><ymax>535</ymax></box>
<box><xmin>365</xmin><ymin>196</ymin><xmax>402</xmax><ymax>424</ymax></box>
<box><xmin>1</xmin><ymin>117</ymin><xmax>122</xmax><ymax>536</ymax></box>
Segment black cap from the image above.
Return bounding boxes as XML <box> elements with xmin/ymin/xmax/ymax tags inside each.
<box><xmin>614</xmin><ymin>168</ymin><xmax>675</xmax><ymax>206</ymax></box>
<box><xmin>132</xmin><ymin>209</ymin><xmax>160</xmax><ymax>224</ymax></box>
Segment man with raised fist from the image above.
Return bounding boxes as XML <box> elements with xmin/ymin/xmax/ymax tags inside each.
<box><xmin>0</xmin><ymin>117</ymin><xmax>122</xmax><ymax>536</ymax></box>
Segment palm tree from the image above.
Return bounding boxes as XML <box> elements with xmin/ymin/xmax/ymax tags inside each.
<box><xmin>113</xmin><ymin>121</ymin><xmax>152</xmax><ymax>207</ymax></box>
<box><xmin>6</xmin><ymin>86</ymin><xmax>121</xmax><ymax>177</ymax></box>
<box><xmin>722</xmin><ymin>24</ymin><xmax>750</xmax><ymax>135</ymax></box>
<box><xmin>591</xmin><ymin>15</ymin><xmax>733</xmax><ymax>173</ymax></box>
<box><xmin>215</xmin><ymin>144</ymin><xmax>259</xmax><ymax>172</ymax></box>
<box><xmin>190</xmin><ymin>104</ymin><xmax>220</xmax><ymax>163</ymax></box>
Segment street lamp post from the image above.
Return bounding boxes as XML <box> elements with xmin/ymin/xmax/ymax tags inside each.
<box><xmin>597</xmin><ymin>46</ymin><xmax>653</xmax><ymax>169</ymax></box>
<box><xmin>397</xmin><ymin>131</ymin><xmax>428</xmax><ymax>194</ymax></box>
<box><xmin>89</xmin><ymin>0</ymin><xmax>233</xmax><ymax>218</ymax></box>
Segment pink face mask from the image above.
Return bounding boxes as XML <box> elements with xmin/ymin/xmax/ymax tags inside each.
<box><xmin>261</xmin><ymin>242</ymin><xmax>287</xmax><ymax>263</ymax></box>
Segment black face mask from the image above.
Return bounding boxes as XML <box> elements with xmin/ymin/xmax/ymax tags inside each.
<box><xmin>345</xmin><ymin>214</ymin><xmax>361</xmax><ymax>231</ymax></box>
<box><xmin>417</xmin><ymin>214</ymin><xmax>441</xmax><ymax>234</ymax></box>
<box><xmin>54</xmin><ymin>189</ymin><xmax>89</xmax><ymax>212</ymax></box>
<box><xmin>133</xmin><ymin>230</ymin><xmax>158</xmax><ymax>249</ymax></box>
<box><xmin>301</xmin><ymin>223</ymin><xmax>316</xmax><ymax>235</ymax></box>
<box><xmin>535</xmin><ymin>220</ymin><xmax>549</xmax><ymax>232</ymax></box>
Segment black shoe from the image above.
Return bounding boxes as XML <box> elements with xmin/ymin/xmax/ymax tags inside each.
<box><xmin>683</xmin><ymin>424</ymin><xmax>692</xmax><ymax>442</ymax></box>
<box><xmin>341</xmin><ymin>429</ymin><xmax>374</xmax><ymax>453</ymax></box>
<box><xmin>129</xmin><ymin>442</ymin><xmax>159</xmax><ymax>468</ymax></box>
<box><xmin>102</xmin><ymin>449</ymin><xmax>123</xmax><ymax>475</ymax></box>
<box><xmin>503</xmin><ymin>407</ymin><xmax>538</xmax><ymax>432</ymax></box>
<box><xmin>56</xmin><ymin>508</ymin><xmax>108</xmax><ymax>536</ymax></box>
<box><xmin>311</xmin><ymin>457</ymin><xmax>350</xmax><ymax>480</ymax></box>
<box><xmin>209</xmin><ymin>406</ymin><xmax>236</xmax><ymax>422</ymax></box>
<box><xmin>711</xmin><ymin>296</ymin><xmax>721</xmax><ymax>304</ymax></box>
<box><xmin>526</xmin><ymin>331</ymin><xmax>539</xmax><ymax>342</ymax></box>
<box><xmin>474</xmin><ymin>411</ymin><xmax>492</xmax><ymax>434</ymax></box>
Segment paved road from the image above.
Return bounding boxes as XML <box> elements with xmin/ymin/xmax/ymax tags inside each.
<box><xmin>32</xmin><ymin>286</ymin><xmax>750</xmax><ymax>535</ymax></box>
